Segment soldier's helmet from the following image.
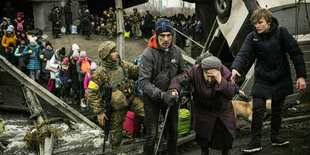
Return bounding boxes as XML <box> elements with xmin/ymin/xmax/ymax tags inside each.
<box><xmin>109</xmin><ymin>7</ymin><xmax>113</xmax><ymax>11</ymax></box>
<box><xmin>98</xmin><ymin>41</ymin><xmax>116</xmax><ymax>60</ymax></box>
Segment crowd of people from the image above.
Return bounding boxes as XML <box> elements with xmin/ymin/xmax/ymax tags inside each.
<box><xmin>48</xmin><ymin>1</ymin><xmax>203</xmax><ymax>44</ymax></box>
<box><xmin>0</xmin><ymin>1</ymin><xmax>307</xmax><ymax>154</ymax></box>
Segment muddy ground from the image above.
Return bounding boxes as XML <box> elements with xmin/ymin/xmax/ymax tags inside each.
<box><xmin>0</xmin><ymin>32</ymin><xmax>310</xmax><ymax>154</ymax></box>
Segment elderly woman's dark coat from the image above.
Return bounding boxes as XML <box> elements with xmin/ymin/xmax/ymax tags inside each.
<box><xmin>169</xmin><ymin>64</ymin><xmax>236</xmax><ymax>144</ymax></box>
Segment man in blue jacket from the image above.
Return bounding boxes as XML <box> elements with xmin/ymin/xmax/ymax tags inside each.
<box><xmin>230</xmin><ymin>8</ymin><xmax>307</xmax><ymax>153</ymax></box>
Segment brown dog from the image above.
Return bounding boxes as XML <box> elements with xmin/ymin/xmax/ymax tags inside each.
<box><xmin>232</xmin><ymin>100</ymin><xmax>271</xmax><ymax>121</ymax></box>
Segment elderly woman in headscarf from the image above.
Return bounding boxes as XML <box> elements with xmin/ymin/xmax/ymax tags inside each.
<box><xmin>169</xmin><ymin>56</ymin><xmax>236</xmax><ymax>155</ymax></box>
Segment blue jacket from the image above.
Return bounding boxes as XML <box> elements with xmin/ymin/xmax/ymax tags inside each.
<box><xmin>23</xmin><ymin>43</ymin><xmax>42</xmax><ymax>70</ymax></box>
<box><xmin>231</xmin><ymin>18</ymin><xmax>307</xmax><ymax>100</ymax></box>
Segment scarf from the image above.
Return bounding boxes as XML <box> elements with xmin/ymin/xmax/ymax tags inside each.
<box><xmin>101</xmin><ymin>59</ymin><xmax>119</xmax><ymax>70</ymax></box>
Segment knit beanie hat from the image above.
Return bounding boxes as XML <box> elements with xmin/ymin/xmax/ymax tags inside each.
<box><xmin>29</xmin><ymin>37</ymin><xmax>36</xmax><ymax>43</ymax></box>
<box><xmin>201</xmin><ymin>56</ymin><xmax>222</xmax><ymax>72</ymax></box>
<box><xmin>62</xmin><ymin>57</ymin><xmax>69</xmax><ymax>65</ymax></box>
<box><xmin>72</xmin><ymin>50</ymin><xmax>79</xmax><ymax>58</ymax></box>
<box><xmin>72</xmin><ymin>43</ymin><xmax>79</xmax><ymax>51</ymax></box>
<box><xmin>7</xmin><ymin>26</ymin><xmax>13</xmax><ymax>32</ymax></box>
<box><xmin>90</xmin><ymin>62</ymin><xmax>97</xmax><ymax>70</ymax></box>
<box><xmin>155</xmin><ymin>18</ymin><xmax>174</xmax><ymax>36</ymax></box>
<box><xmin>58</xmin><ymin>47</ymin><xmax>66</xmax><ymax>56</ymax></box>
<box><xmin>80</xmin><ymin>51</ymin><xmax>87</xmax><ymax>58</ymax></box>
<box><xmin>45</xmin><ymin>41</ymin><xmax>52</xmax><ymax>47</ymax></box>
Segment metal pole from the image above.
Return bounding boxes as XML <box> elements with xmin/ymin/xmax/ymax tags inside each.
<box><xmin>155</xmin><ymin>106</ymin><xmax>170</xmax><ymax>155</ymax></box>
<box><xmin>172</xmin><ymin>27</ymin><xmax>204</xmax><ymax>48</ymax></box>
<box><xmin>115</xmin><ymin>0</ymin><xmax>125</xmax><ymax>59</ymax></box>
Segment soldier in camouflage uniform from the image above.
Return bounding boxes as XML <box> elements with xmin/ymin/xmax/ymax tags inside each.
<box><xmin>106</xmin><ymin>7</ymin><xmax>116</xmax><ymax>39</ymax></box>
<box><xmin>87</xmin><ymin>41</ymin><xmax>144</xmax><ymax>151</ymax></box>
<box><xmin>131</xmin><ymin>8</ymin><xmax>141</xmax><ymax>39</ymax></box>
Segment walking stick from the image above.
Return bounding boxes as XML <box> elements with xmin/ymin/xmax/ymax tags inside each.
<box><xmin>155</xmin><ymin>105</ymin><xmax>171</xmax><ymax>155</ymax></box>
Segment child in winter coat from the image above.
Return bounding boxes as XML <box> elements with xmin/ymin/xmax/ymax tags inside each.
<box><xmin>48</xmin><ymin>47</ymin><xmax>65</xmax><ymax>96</ymax></box>
<box><xmin>68</xmin><ymin>50</ymin><xmax>80</xmax><ymax>104</ymax></box>
<box><xmin>14</xmin><ymin>40</ymin><xmax>27</xmax><ymax>73</ymax></box>
<box><xmin>23</xmin><ymin>37</ymin><xmax>41</xmax><ymax>82</ymax></box>
<box><xmin>14</xmin><ymin>12</ymin><xmax>26</xmax><ymax>34</ymax></box>
<box><xmin>84</xmin><ymin>62</ymin><xmax>96</xmax><ymax>100</ymax></box>
<box><xmin>59</xmin><ymin>57</ymin><xmax>72</xmax><ymax>104</ymax></box>
<box><xmin>7</xmin><ymin>42</ymin><xmax>17</xmax><ymax>66</ymax></box>
<box><xmin>40</xmin><ymin>41</ymin><xmax>55</xmax><ymax>82</ymax></box>
<box><xmin>76</xmin><ymin>51</ymin><xmax>91</xmax><ymax>104</ymax></box>
<box><xmin>2</xmin><ymin>26</ymin><xmax>17</xmax><ymax>57</ymax></box>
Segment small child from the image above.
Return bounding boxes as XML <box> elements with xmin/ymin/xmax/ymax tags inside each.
<box><xmin>77</xmin><ymin>51</ymin><xmax>91</xmax><ymax>105</ymax></box>
<box><xmin>7</xmin><ymin>43</ymin><xmax>17</xmax><ymax>66</ymax></box>
<box><xmin>59</xmin><ymin>57</ymin><xmax>72</xmax><ymax>104</ymax></box>
<box><xmin>84</xmin><ymin>62</ymin><xmax>97</xmax><ymax>100</ymax></box>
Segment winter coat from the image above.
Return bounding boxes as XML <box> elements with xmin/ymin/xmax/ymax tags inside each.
<box><xmin>49</xmin><ymin>50</ymin><xmax>63</xmax><ymax>79</ymax></box>
<box><xmin>13</xmin><ymin>19</ymin><xmax>26</xmax><ymax>33</ymax></box>
<box><xmin>51</xmin><ymin>10</ymin><xmax>61</xmax><ymax>23</ymax></box>
<box><xmin>23</xmin><ymin>44</ymin><xmax>41</xmax><ymax>70</ymax></box>
<box><xmin>144</xmin><ymin>13</ymin><xmax>154</xmax><ymax>28</ymax></box>
<box><xmin>169</xmin><ymin>64</ymin><xmax>236</xmax><ymax>141</ymax></box>
<box><xmin>1</xmin><ymin>32</ymin><xmax>17</xmax><ymax>52</ymax></box>
<box><xmin>68</xmin><ymin>56</ymin><xmax>79</xmax><ymax>89</ymax></box>
<box><xmin>231</xmin><ymin>18</ymin><xmax>307</xmax><ymax>100</ymax></box>
<box><xmin>59</xmin><ymin>67</ymin><xmax>70</xmax><ymax>88</ymax></box>
<box><xmin>82</xmin><ymin>14</ymin><xmax>92</xmax><ymax>32</ymax></box>
<box><xmin>84</xmin><ymin>72</ymin><xmax>91</xmax><ymax>90</ymax></box>
<box><xmin>40</xmin><ymin>48</ymin><xmax>55</xmax><ymax>74</ymax></box>
<box><xmin>16</xmin><ymin>31</ymin><xmax>29</xmax><ymax>46</ymax></box>
<box><xmin>64</xmin><ymin>4</ymin><xmax>72</xmax><ymax>25</ymax></box>
<box><xmin>76</xmin><ymin>57</ymin><xmax>91</xmax><ymax>82</ymax></box>
<box><xmin>139</xmin><ymin>34</ymin><xmax>185</xmax><ymax>101</ymax></box>
<box><xmin>14</xmin><ymin>45</ymin><xmax>26</xmax><ymax>67</ymax></box>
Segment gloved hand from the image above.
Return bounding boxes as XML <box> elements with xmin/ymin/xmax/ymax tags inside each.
<box><xmin>178</xmin><ymin>75</ymin><xmax>190</xmax><ymax>87</ymax></box>
<box><xmin>162</xmin><ymin>89</ymin><xmax>178</xmax><ymax>106</ymax></box>
<box><xmin>28</xmin><ymin>50</ymin><xmax>32</xmax><ymax>54</ymax></box>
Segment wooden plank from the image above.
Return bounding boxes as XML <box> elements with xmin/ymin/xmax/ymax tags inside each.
<box><xmin>0</xmin><ymin>55</ymin><xmax>100</xmax><ymax>129</ymax></box>
<box><xmin>22</xmin><ymin>87</ymin><xmax>53</xmax><ymax>155</ymax></box>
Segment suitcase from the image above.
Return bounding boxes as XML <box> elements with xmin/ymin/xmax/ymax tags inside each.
<box><xmin>178</xmin><ymin>108</ymin><xmax>191</xmax><ymax>136</ymax></box>
<box><xmin>123</xmin><ymin>111</ymin><xmax>141</xmax><ymax>138</ymax></box>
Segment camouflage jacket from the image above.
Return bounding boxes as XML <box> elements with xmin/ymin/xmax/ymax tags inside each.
<box><xmin>87</xmin><ymin>60</ymin><xmax>139</xmax><ymax>114</ymax></box>
<box><xmin>132</xmin><ymin>12</ymin><xmax>141</xmax><ymax>23</ymax></box>
<box><xmin>107</xmin><ymin>11</ymin><xmax>116</xmax><ymax>23</ymax></box>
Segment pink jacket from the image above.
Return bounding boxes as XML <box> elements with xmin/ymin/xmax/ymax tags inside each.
<box><xmin>84</xmin><ymin>72</ymin><xmax>91</xmax><ymax>90</ymax></box>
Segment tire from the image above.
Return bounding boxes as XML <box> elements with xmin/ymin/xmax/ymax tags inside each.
<box><xmin>214</xmin><ymin>0</ymin><xmax>232</xmax><ymax>23</ymax></box>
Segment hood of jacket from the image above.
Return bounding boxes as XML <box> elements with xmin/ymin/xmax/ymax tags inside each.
<box><xmin>254</xmin><ymin>17</ymin><xmax>279</xmax><ymax>39</ymax></box>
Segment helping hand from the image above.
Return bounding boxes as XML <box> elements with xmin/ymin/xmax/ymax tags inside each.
<box><xmin>231</xmin><ymin>69</ymin><xmax>241</xmax><ymax>84</ymax></box>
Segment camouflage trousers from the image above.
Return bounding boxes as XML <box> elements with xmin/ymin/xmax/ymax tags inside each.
<box><xmin>109</xmin><ymin>95</ymin><xmax>144</xmax><ymax>150</ymax></box>
<box><xmin>131</xmin><ymin>22</ymin><xmax>140</xmax><ymax>37</ymax></box>
<box><xmin>106</xmin><ymin>22</ymin><xmax>115</xmax><ymax>37</ymax></box>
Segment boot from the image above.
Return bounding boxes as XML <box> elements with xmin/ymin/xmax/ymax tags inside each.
<box><xmin>201</xmin><ymin>146</ymin><xmax>209</xmax><ymax>155</ymax></box>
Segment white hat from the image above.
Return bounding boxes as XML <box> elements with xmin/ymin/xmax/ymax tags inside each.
<box><xmin>72</xmin><ymin>43</ymin><xmax>79</xmax><ymax>51</ymax></box>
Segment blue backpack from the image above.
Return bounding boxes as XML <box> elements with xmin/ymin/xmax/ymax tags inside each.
<box><xmin>48</xmin><ymin>13</ymin><xmax>52</xmax><ymax>21</ymax></box>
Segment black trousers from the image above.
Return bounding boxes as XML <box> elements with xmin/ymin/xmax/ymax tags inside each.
<box><xmin>251</xmin><ymin>97</ymin><xmax>285</xmax><ymax>143</ymax></box>
<box><xmin>142</xmin><ymin>96</ymin><xmax>178</xmax><ymax>155</ymax></box>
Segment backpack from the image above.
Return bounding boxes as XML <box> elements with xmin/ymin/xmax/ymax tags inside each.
<box><xmin>48</xmin><ymin>13</ymin><xmax>52</xmax><ymax>21</ymax></box>
<box><xmin>15</xmin><ymin>20</ymin><xmax>24</xmax><ymax>31</ymax></box>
